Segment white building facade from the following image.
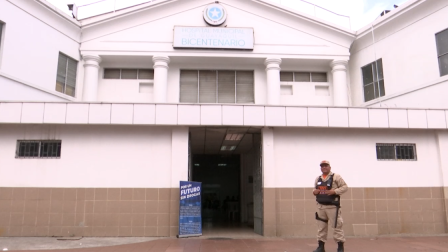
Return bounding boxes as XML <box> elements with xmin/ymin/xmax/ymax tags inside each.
<box><xmin>0</xmin><ymin>0</ymin><xmax>448</xmax><ymax>237</ymax></box>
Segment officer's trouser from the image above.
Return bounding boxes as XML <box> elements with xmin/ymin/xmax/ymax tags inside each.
<box><xmin>316</xmin><ymin>204</ymin><xmax>345</xmax><ymax>243</ymax></box>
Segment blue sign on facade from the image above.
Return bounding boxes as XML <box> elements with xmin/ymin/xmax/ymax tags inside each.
<box><xmin>178</xmin><ymin>181</ymin><xmax>202</xmax><ymax>238</ymax></box>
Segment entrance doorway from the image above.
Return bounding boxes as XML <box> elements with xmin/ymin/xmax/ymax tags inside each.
<box><xmin>188</xmin><ymin>127</ymin><xmax>263</xmax><ymax>237</ymax></box>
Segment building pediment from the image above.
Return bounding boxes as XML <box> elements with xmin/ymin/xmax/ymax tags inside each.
<box><xmin>79</xmin><ymin>0</ymin><xmax>355</xmax><ymax>58</ymax></box>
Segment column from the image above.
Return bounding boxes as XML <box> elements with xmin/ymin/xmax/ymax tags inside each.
<box><xmin>82</xmin><ymin>55</ymin><xmax>102</xmax><ymax>102</ymax></box>
<box><xmin>261</xmin><ymin>127</ymin><xmax>277</xmax><ymax>236</ymax></box>
<box><xmin>330</xmin><ymin>60</ymin><xmax>349</xmax><ymax>106</ymax></box>
<box><xmin>153</xmin><ymin>56</ymin><xmax>170</xmax><ymax>103</ymax></box>
<box><xmin>264</xmin><ymin>58</ymin><xmax>282</xmax><ymax>105</ymax></box>
<box><xmin>436</xmin><ymin>131</ymin><xmax>448</xmax><ymax>230</ymax></box>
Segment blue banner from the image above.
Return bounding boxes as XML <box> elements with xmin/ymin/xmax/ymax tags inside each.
<box><xmin>178</xmin><ymin>181</ymin><xmax>202</xmax><ymax>238</ymax></box>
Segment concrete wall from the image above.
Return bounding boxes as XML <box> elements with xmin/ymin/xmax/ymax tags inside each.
<box><xmin>0</xmin><ymin>124</ymin><xmax>188</xmax><ymax>237</ymax></box>
<box><xmin>261</xmin><ymin>127</ymin><xmax>447</xmax><ymax>237</ymax></box>
<box><xmin>0</xmin><ymin>124</ymin><xmax>189</xmax><ymax>189</ymax></box>
<box><xmin>272</xmin><ymin>128</ymin><xmax>441</xmax><ymax>188</ymax></box>
<box><xmin>349</xmin><ymin>0</ymin><xmax>448</xmax><ymax>106</ymax></box>
<box><xmin>0</xmin><ymin>0</ymin><xmax>81</xmax><ymax>99</ymax></box>
<box><xmin>366</xmin><ymin>77</ymin><xmax>448</xmax><ymax>109</ymax></box>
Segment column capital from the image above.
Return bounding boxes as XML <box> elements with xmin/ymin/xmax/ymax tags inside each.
<box><xmin>330</xmin><ymin>60</ymin><xmax>348</xmax><ymax>73</ymax></box>
<box><xmin>153</xmin><ymin>56</ymin><xmax>170</xmax><ymax>69</ymax></box>
<box><xmin>264</xmin><ymin>58</ymin><xmax>282</xmax><ymax>71</ymax></box>
<box><xmin>82</xmin><ymin>55</ymin><xmax>102</xmax><ymax>69</ymax></box>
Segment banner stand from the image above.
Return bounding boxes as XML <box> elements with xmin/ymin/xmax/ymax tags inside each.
<box><xmin>177</xmin><ymin>181</ymin><xmax>202</xmax><ymax>238</ymax></box>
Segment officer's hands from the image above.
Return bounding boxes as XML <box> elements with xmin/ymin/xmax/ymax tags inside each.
<box><xmin>313</xmin><ymin>189</ymin><xmax>320</xmax><ymax>195</ymax></box>
<box><xmin>326</xmin><ymin>190</ymin><xmax>336</xmax><ymax>195</ymax></box>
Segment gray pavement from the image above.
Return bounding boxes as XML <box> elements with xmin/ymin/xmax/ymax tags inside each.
<box><xmin>0</xmin><ymin>237</ymin><xmax>160</xmax><ymax>251</ymax></box>
<box><xmin>0</xmin><ymin>235</ymin><xmax>448</xmax><ymax>252</ymax></box>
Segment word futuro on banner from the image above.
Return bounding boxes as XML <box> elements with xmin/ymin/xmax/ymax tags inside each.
<box><xmin>178</xmin><ymin>181</ymin><xmax>202</xmax><ymax>238</ymax></box>
<box><xmin>173</xmin><ymin>26</ymin><xmax>254</xmax><ymax>50</ymax></box>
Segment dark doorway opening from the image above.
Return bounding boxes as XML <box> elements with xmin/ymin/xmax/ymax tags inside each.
<box><xmin>188</xmin><ymin>127</ymin><xmax>263</xmax><ymax>237</ymax></box>
<box><xmin>192</xmin><ymin>155</ymin><xmax>241</xmax><ymax>225</ymax></box>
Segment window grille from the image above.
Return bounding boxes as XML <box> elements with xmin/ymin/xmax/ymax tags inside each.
<box><xmin>436</xmin><ymin>28</ymin><xmax>448</xmax><ymax>77</ymax></box>
<box><xmin>376</xmin><ymin>143</ymin><xmax>416</xmax><ymax>161</ymax></box>
<box><xmin>103</xmin><ymin>69</ymin><xmax>154</xmax><ymax>79</ymax></box>
<box><xmin>16</xmin><ymin>140</ymin><xmax>62</xmax><ymax>159</ymax></box>
<box><xmin>362</xmin><ymin>59</ymin><xmax>385</xmax><ymax>102</ymax></box>
<box><xmin>280</xmin><ymin>72</ymin><xmax>327</xmax><ymax>82</ymax></box>
<box><xmin>56</xmin><ymin>53</ymin><xmax>78</xmax><ymax>97</ymax></box>
<box><xmin>179</xmin><ymin>70</ymin><xmax>254</xmax><ymax>104</ymax></box>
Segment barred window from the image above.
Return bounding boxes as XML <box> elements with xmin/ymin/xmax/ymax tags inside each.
<box><xmin>16</xmin><ymin>140</ymin><xmax>61</xmax><ymax>158</ymax></box>
<box><xmin>104</xmin><ymin>69</ymin><xmax>154</xmax><ymax>80</ymax></box>
<box><xmin>179</xmin><ymin>70</ymin><xmax>254</xmax><ymax>104</ymax></box>
<box><xmin>376</xmin><ymin>143</ymin><xmax>416</xmax><ymax>161</ymax></box>
<box><xmin>280</xmin><ymin>72</ymin><xmax>327</xmax><ymax>82</ymax></box>
<box><xmin>362</xmin><ymin>59</ymin><xmax>385</xmax><ymax>102</ymax></box>
<box><xmin>436</xmin><ymin>28</ymin><xmax>448</xmax><ymax>77</ymax></box>
<box><xmin>56</xmin><ymin>53</ymin><xmax>78</xmax><ymax>97</ymax></box>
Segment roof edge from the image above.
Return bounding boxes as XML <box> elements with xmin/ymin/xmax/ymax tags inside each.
<box><xmin>355</xmin><ymin>0</ymin><xmax>425</xmax><ymax>38</ymax></box>
<box><xmin>253</xmin><ymin>0</ymin><xmax>355</xmax><ymax>37</ymax></box>
<box><xmin>35</xmin><ymin>0</ymin><xmax>82</xmax><ymax>27</ymax></box>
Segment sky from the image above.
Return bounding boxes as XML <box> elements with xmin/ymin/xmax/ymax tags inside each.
<box><xmin>46</xmin><ymin>0</ymin><xmax>409</xmax><ymax>30</ymax></box>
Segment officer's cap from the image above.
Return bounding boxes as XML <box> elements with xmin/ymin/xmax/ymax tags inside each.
<box><xmin>319</xmin><ymin>160</ymin><xmax>330</xmax><ymax>166</ymax></box>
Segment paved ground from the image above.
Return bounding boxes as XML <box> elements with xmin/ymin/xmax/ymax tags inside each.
<box><xmin>1</xmin><ymin>236</ymin><xmax>448</xmax><ymax>252</ymax></box>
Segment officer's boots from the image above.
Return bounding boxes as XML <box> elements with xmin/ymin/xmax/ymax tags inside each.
<box><xmin>313</xmin><ymin>240</ymin><xmax>325</xmax><ymax>252</ymax></box>
<box><xmin>337</xmin><ymin>242</ymin><xmax>344</xmax><ymax>252</ymax></box>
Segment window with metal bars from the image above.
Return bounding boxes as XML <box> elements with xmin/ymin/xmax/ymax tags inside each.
<box><xmin>103</xmin><ymin>69</ymin><xmax>154</xmax><ymax>80</ymax></box>
<box><xmin>362</xmin><ymin>59</ymin><xmax>385</xmax><ymax>102</ymax></box>
<box><xmin>280</xmin><ymin>72</ymin><xmax>327</xmax><ymax>82</ymax></box>
<box><xmin>16</xmin><ymin>140</ymin><xmax>62</xmax><ymax>158</ymax></box>
<box><xmin>436</xmin><ymin>28</ymin><xmax>448</xmax><ymax>77</ymax></box>
<box><xmin>376</xmin><ymin>143</ymin><xmax>416</xmax><ymax>161</ymax></box>
<box><xmin>179</xmin><ymin>70</ymin><xmax>254</xmax><ymax>104</ymax></box>
<box><xmin>56</xmin><ymin>53</ymin><xmax>78</xmax><ymax>97</ymax></box>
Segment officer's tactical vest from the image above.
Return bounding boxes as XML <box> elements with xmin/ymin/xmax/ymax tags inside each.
<box><xmin>315</xmin><ymin>174</ymin><xmax>340</xmax><ymax>206</ymax></box>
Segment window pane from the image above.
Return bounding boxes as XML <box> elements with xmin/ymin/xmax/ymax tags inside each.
<box><xmin>0</xmin><ymin>23</ymin><xmax>3</xmax><ymax>49</ymax></box>
<box><xmin>436</xmin><ymin>29</ymin><xmax>448</xmax><ymax>56</ymax></box>
<box><xmin>364</xmin><ymin>83</ymin><xmax>375</xmax><ymax>102</ymax></box>
<box><xmin>40</xmin><ymin>141</ymin><xmax>61</xmax><ymax>158</ymax></box>
<box><xmin>218</xmin><ymin>71</ymin><xmax>236</xmax><ymax>103</ymax></box>
<box><xmin>376</xmin><ymin>144</ymin><xmax>395</xmax><ymax>160</ymax></box>
<box><xmin>104</xmin><ymin>69</ymin><xmax>121</xmax><ymax>79</ymax></box>
<box><xmin>65</xmin><ymin>58</ymin><xmax>77</xmax><ymax>97</ymax></box>
<box><xmin>18</xmin><ymin>141</ymin><xmax>39</xmax><ymax>158</ymax></box>
<box><xmin>378</xmin><ymin>80</ymin><xmax>385</xmax><ymax>97</ymax></box>
<box><xmin>439</xmin><ymin>54</ymin><xmax>448</xmax><ymax>77</ymax></box>
<box><xmin>199</xmin><ymin>70</ymin><xmax>216</xmax><ymax>103</ymax></box>
<box><xmin>376</xmin><ymin>59</ymin><xmax>383</xmax><ymax>80</ymax></box>
<box><xmin>294</xmin><ymin>72</ymin><xmax>310</xmax><ymax>82</ymax></box>
<box><xmin>236</xmin><ymin>71</ymin><xmax>254</xmax><ymax>103</ymax></box>
<box><xmin>138</xmin><ymin>69</ymin><xmax>154</xmax><ymax>79</ymax></box>
<box><xmin>179</xmin><ymin>70</ymin><xmax>198</xmax><ymax>103</ymax></box>
<box><xmin>55</xmin><ymin>82</ymin><xmax>64</xmax><ymax>93</ymax></box>
<box><xmin>121</xmin><ymin>69</ymin><xmax>138</xmax><ymax>79</ymax></box>
<box><xmin>373</xmin><ymin>81</ymin><xmax>381</xmax><ymax>99</ymax></box>
<box><xmin>56</xmin><ymin>54</ymin><xmax>67</xmax><ymax>93</ymax></box>
<box><xmin>311</xmin><ymin>72</ymin><xmax>327</xmax><ymax>82</ymax></box>
<box><xmin>396</xmin><ymin>145</ymin><xmax>415</xmax><ymax>160</ymax></box>
<box><xmin>362</xmin><ymin>64</ymin><xmax>373</xmax><ymax>86</ymax></box>
<box><xmin>280</xmin><ymin>72</ymin><xmax>293</xmax><ymax>82</ymax></box>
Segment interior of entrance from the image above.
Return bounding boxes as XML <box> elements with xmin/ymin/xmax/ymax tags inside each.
<box><xmin>189</xmin><ymin>127</ymin><xmax>262</xmax><ymax>237</ymax></box>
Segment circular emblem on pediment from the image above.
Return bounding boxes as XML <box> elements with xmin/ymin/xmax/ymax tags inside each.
<box><xmin>203</xmin><ymin>3</ymin><xmax>227</xmax><ymax>26</ymax></box>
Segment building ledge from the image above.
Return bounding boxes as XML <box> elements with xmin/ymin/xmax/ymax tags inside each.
<box><xmin>0</xmin><ymin>102</ymin><xmax>447</xmax><ymax>129</ymax></box>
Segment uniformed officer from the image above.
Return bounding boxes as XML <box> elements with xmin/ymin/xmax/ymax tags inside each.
<box><xmin>312</xmin><ymin>160</ymin><xmax>348</xmax><ymax>252</ymax></box>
